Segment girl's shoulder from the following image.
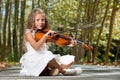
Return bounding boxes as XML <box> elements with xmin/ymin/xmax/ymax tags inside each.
<box><xmin>25</xmin><ymin>29</ymin><xmax>35</xmax><ymax>36</ymax></box>
<box><xmin>25</xmin><ymin>29</ymin><xmax>31</xmax><ymax>34</ymax></box>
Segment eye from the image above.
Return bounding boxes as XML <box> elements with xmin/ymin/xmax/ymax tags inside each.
<box><xmin>36</xmin><ymin>19</ymin><xmax>40</xmax><ymax>21</ymax></box>
<box><xmin>41</xmin><ymin>19</ymin><xmax>45</xmax><ymax>21</ymax></box>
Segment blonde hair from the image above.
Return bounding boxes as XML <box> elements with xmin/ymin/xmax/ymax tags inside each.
<box><xmin>25</xmin><ymin>8</ymin><xmax>48</xmax><ymax>32</ymax></box>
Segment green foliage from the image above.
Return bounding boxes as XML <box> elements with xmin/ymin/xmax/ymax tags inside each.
<box><xmin>47</xmin><ymin>0</ymin><xmax>78</xmax><ymax>31</ymax></box>
<box><xmin>48</xmin><ymin>43</ymin><xmax>72</xmax><ymax>56</ymax></box>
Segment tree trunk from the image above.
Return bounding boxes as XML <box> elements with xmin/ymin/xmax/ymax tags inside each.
<box><xmin>0</xmin><ymin>0</ymin><xmax>2</xmax><ymax>56</ymax></box>
<box><xmin>13</xmin><ymin>0</ymin><xmax>19</xmax><ymax>61</ymax></box>
<box><xmin>19</xmin><ymin>0</ymin><xmax>26</xmax><ymax>57</ymax></box>
<box><xmin>38</xmin><ymin>0</ymin><xmax>40</xmax><ymax>8</ymax></box>
<box><xmin>0</xmin><ymin>0</ymin><xmax>9</xmax><ymax>60</ymax></box>
<box><xmin>7</xmin><ymin>1</ymin><xmax>12</xmax><ymax>59</ymax></box>
<box><xmin>92</xmin><ymin>0</ymin><xmax>110</xmax><ymax>63</ymax></box>
<box><xmin>87</xmin><ymin>0</ymin><xmax>100</xmax><ymax>63</ymax></box>
<box><xmin>74</xmin><ymin>0</ymin><xmax>83</xmax><ymax>63</ymax></box>
<box><xmin>105</xmin><ymin>0</ymin><xmax>119</xmax><ymax>64</ymax></box>
<box><xmin>32</xmin><ymin>0</ymin><xmax>34</xmax><ymax>9</ymax></box>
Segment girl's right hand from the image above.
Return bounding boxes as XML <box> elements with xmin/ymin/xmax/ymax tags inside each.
<box><xmin>45</xmin><ymin>30</ymin><xmax>56</xmax><ymax>37</ymax></box>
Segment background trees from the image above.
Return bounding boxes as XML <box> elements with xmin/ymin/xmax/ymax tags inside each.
<box><xmin>0</xmin><ymin>0</ymin><xmax>120</xmax><ymax>65</ymax></box>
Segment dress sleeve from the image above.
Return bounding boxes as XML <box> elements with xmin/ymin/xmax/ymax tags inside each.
<box><xmin>25</xmin><ymin>29</ymin><xmax>31</xmax><ymax>34</ymax></box>
<box><xmin>25</xmin><ymin>29</ymin><xmax>35</xmax><ymax>37</ymax></box>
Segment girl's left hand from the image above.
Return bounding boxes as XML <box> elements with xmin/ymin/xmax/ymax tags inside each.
<box><xmin>68</xmin><ymin>38</ymin><xmax>77</xmax><ymax>47</ymax></box>
<box><xmin>71</xmin><ymin>39</ymin><xmax>77</xmax><ymax>46</ymax></box>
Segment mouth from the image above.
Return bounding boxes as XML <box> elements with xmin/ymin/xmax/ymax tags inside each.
<box><xmin>37</xmin><ymin>25</ymin><xmax>43</xmax><ymax>28</ymax></box>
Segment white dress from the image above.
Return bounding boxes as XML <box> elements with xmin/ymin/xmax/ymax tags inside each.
<box><xmin>20</xmin><ymin>29</ymin><xmax>75</xmax><ymax>76</ymax></box>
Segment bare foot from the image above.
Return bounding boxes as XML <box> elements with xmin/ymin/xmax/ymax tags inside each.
<box><xmin>60</xmin><ymin>61</ymin><xmax>74</xmax><ymax>69</ymax></box>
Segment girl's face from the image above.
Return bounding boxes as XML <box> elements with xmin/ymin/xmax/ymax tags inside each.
<box><xmin>35</xmin><ymin>13</ymin><xmax>45</xmax><ymax>30</ymax></box>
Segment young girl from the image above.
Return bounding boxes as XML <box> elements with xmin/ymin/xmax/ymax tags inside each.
<box><xmin>20</xmin><ymin>8</ymin><xmax>82</xmax><ymax>76</ymax></box>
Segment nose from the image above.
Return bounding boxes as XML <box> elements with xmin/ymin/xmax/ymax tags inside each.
<box><xmin>40</xmin><ymin>19</ymin><xmax>44</xmax><ymax>23</ymax></box>
<box><xmin>39</xmin><ymin>20</ymin><xmax>43</xmax><ymax>24</ymax></box>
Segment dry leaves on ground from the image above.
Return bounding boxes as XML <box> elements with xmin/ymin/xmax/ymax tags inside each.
<box><xmin>0</xmin><ymin>62</ymin><xmax>20</xmax><ymax>70</ymax></box>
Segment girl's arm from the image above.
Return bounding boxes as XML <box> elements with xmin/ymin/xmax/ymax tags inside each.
<box><xmin>25</xmin><ymin>30</ymin><xmax>54</xmax><ymax>50</ymax></box>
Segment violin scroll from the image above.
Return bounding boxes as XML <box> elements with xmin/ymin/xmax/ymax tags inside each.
<box><xmin>81</xmin><ymin>43</ymin><xmax>93</xmax><ymax>51</ymax></box>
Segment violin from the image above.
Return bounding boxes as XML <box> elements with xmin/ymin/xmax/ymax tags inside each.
<box><xmin>35</xmin><ymin>28</ymin><xmax>93</xmax><ymax>51</ymax></box>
